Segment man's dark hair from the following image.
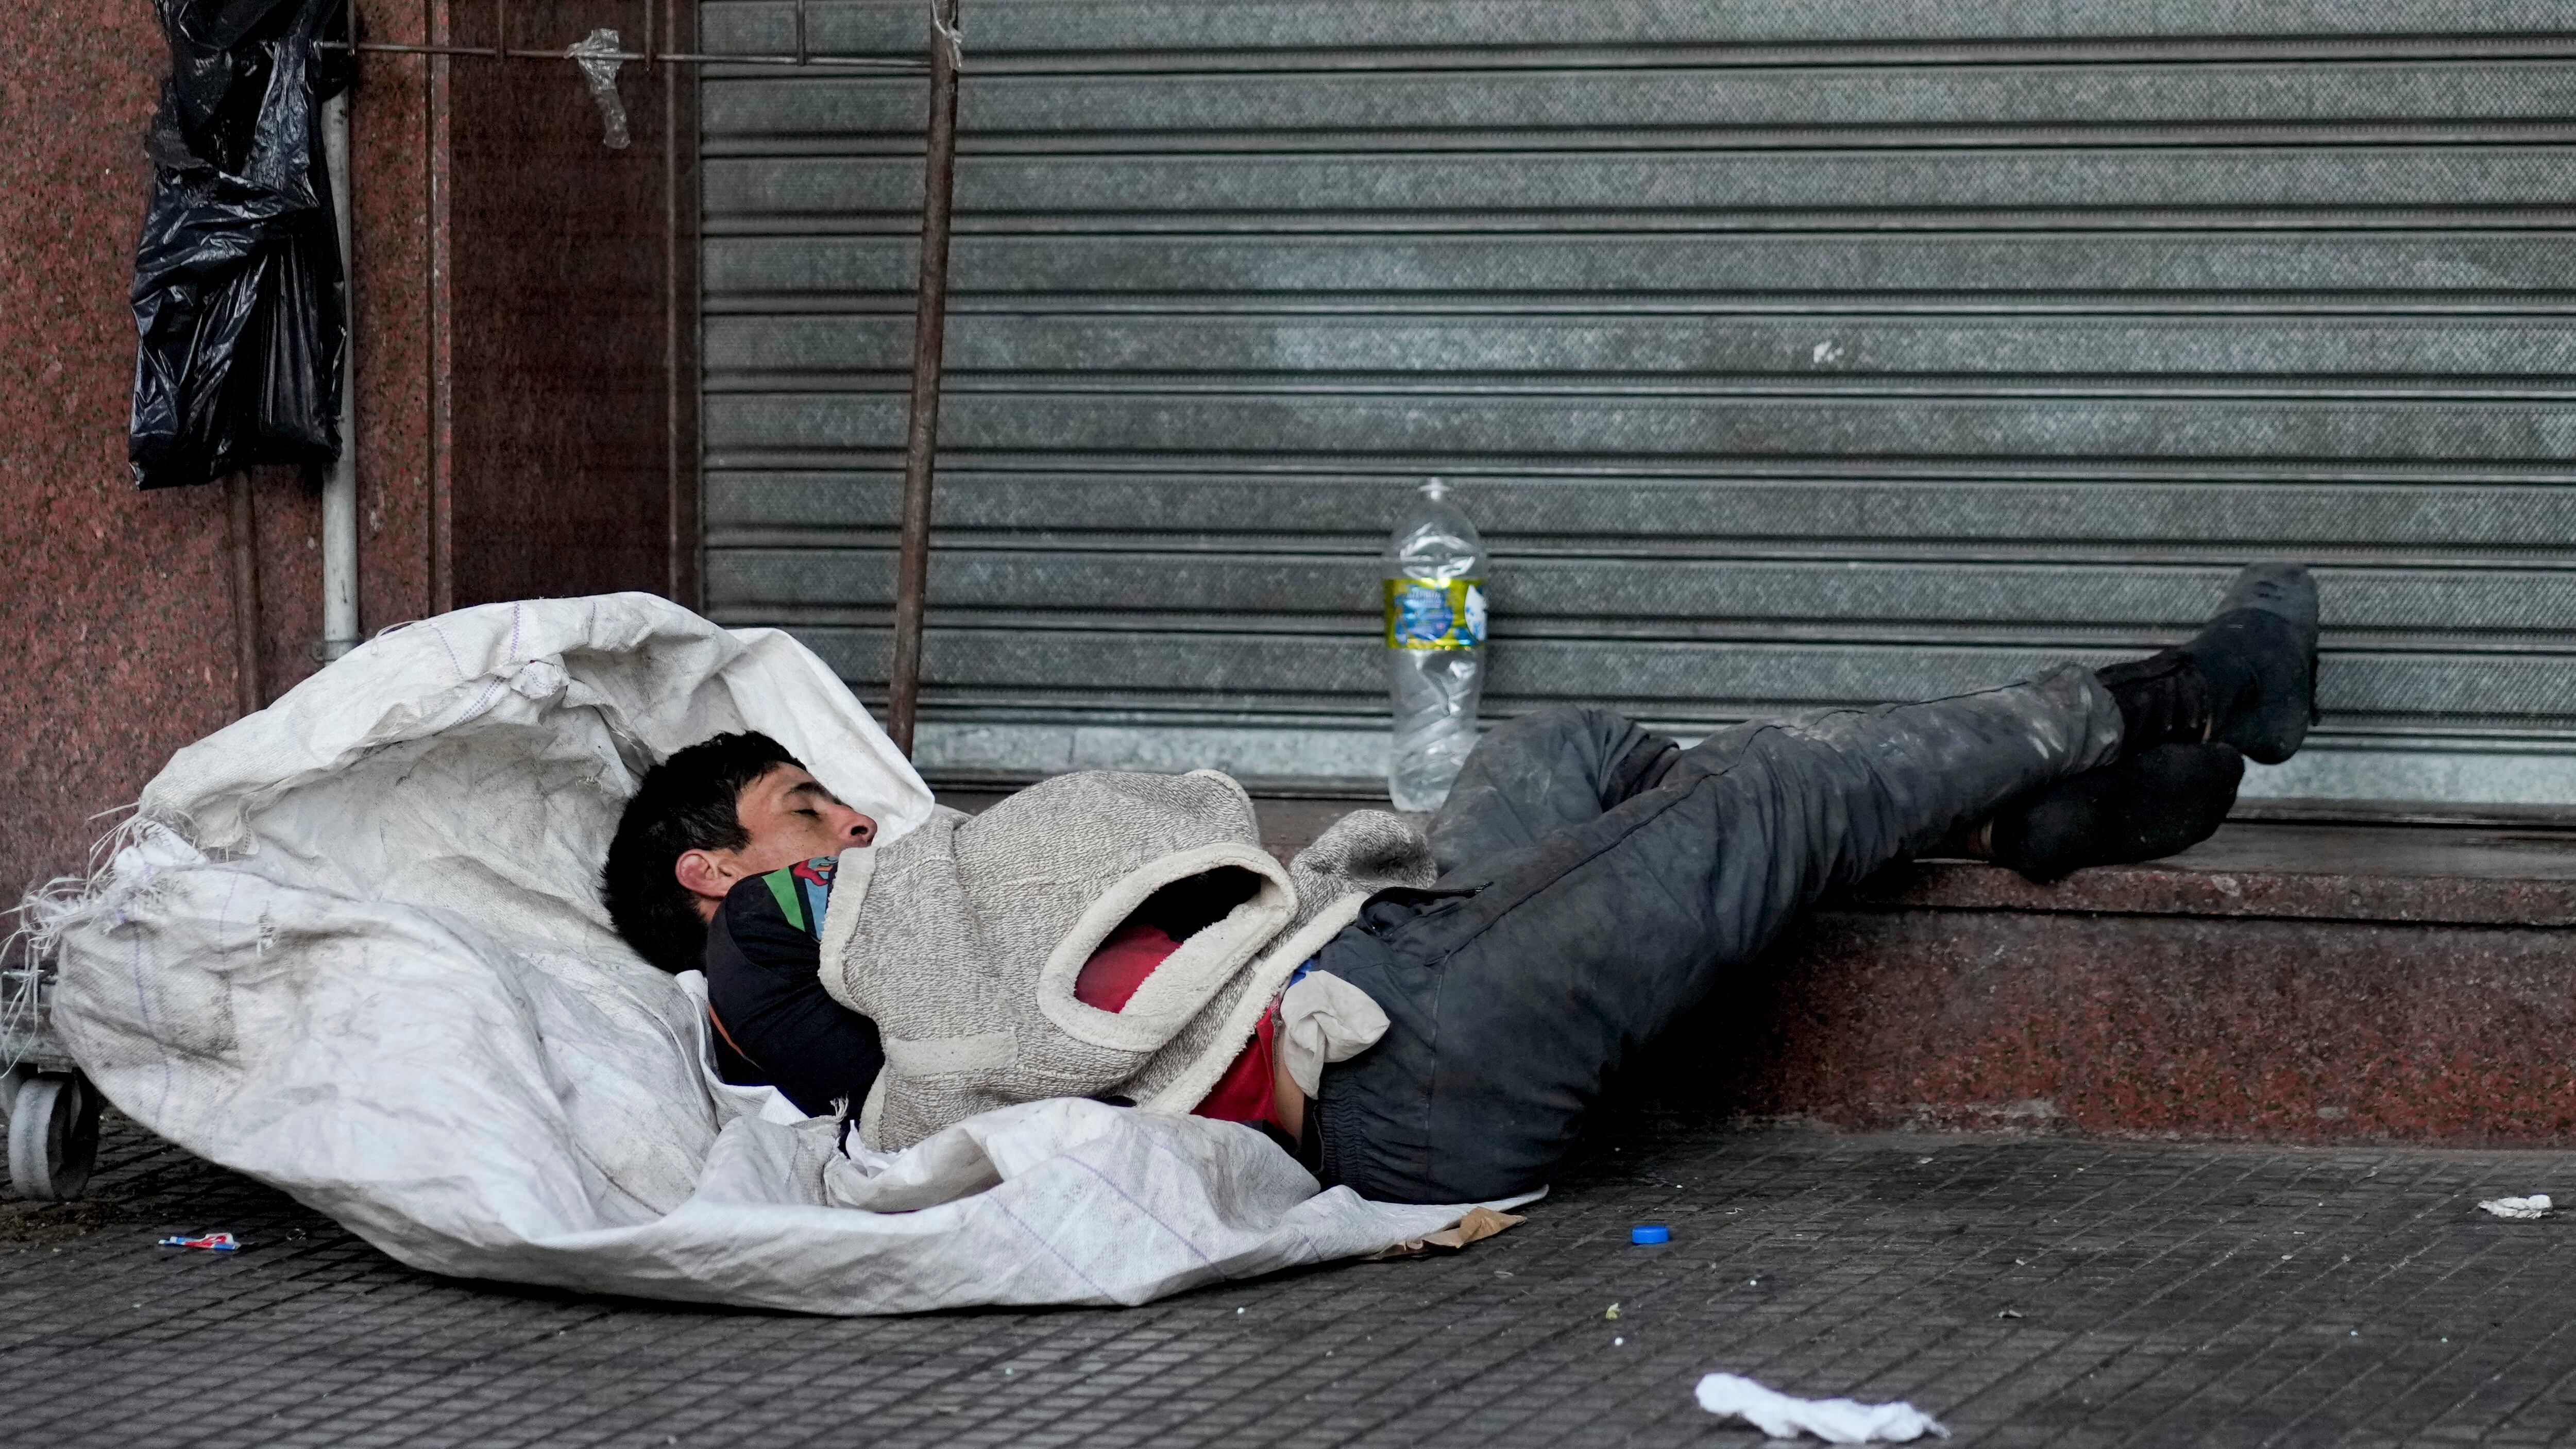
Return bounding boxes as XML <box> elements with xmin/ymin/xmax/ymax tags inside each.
<box><xmin>602</xmin><ymin>730</ymin><xmax>803</xmax><ymax>974</ymax></box>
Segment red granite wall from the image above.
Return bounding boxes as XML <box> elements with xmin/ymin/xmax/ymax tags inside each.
<box><xmin>0</xmin><ymin>0</ymin><xmax>690</xmax><ymax>901</ymax></box>
<box><xmin>353</xmin><ymin>0</ymin><xmax>443</xmax><ymax>640</ymax></box>
<box><xmin>0</xmin><ymin>1</ymin><xmax>247</xmax><ymax>900</ymax></box>
<box><xmin>444</xmin><ymin>0</ymin><xmax>691</xmax><ymax>607</ymax></box>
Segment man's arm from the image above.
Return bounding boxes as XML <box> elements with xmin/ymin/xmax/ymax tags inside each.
<box><xmin>701</xmin><ymin>860</ymin><xmax>884</xmax><ymax>1118</ymax></box>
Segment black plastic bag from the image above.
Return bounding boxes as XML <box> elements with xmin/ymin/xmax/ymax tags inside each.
<box><xmin>129</xmin><ymin>0</ymin><xmax>353</xmax><ymax>490</ymax></box>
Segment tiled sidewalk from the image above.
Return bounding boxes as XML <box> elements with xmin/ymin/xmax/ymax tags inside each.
<box><xmin>8</xmin><ymin>1109</ymin><xmax>2576</xmax><ymax>1447</ymax></box>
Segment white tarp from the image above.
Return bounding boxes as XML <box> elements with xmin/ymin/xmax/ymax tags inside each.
<box><xmin>35</xmin><ymin>594</ymin><xmax>1483</xmax><ymax>1313</ymax></box>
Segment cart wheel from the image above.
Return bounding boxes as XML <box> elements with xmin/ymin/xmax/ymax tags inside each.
<box><xmin>9</xmin><ymin>1072</ymin><xmax>101</xmax><ymax>1201</ymax></box>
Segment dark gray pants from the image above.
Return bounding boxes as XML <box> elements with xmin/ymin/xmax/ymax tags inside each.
<box><xmin>1310</xmin><ymin>666</ymin><xmax>2124</xmax><ymax>1204</ymax></box>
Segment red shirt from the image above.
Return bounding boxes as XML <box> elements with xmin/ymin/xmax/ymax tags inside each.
<box><xmin>1075</xmin><ymin>920</ymin><xmax>1281</xmax><ymax>1130</ymax></box>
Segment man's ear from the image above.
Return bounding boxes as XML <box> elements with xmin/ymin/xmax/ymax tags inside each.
<box><xmin>674</xmin><ymin>848</ymin><xmax>738</xmax><ymax>909</ymax></box>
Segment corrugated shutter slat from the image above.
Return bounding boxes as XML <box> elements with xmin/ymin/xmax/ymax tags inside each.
<box><xmin>701</xmin><ymin>1</ymin><xmax>2576</xmax><ymax>801</ymax></box>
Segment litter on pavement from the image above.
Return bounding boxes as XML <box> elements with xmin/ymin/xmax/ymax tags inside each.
<box><xmin>2479</xmin><ymin>1194</ymin><xmax>2552</xmax><ymax>1220</ymax></box>
<box><xmin>1694</xmin><ymin>1372</ymin><xmax>1950</xmax><ymax>1443</ymax></box>
<box><xmin>158</xmin><ymin>1232</ymin><xmax>242</xmax><ymax>1252</ymax></box>
<box><xmin>1631</xmin><ymin>1224</ymin><xmax>1671</xmax><ymax>1245</ymax></box>
<box><xmin>1365</xmin><ymin>1205</ymin><xmax>1527</xmax><ymax>1260</ymax></box>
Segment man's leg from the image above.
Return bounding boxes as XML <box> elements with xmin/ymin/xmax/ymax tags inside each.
<box><xmin>1423</xmin><ymin>706</ymin><xmax>1678</xmax><ymax>878</ymax></box>
<box><xmin>1976</xmin><ymin>740</ymin><xmax>2245</xmax><ymax>881</ymax></box>
<box><xmin>1312</xmin><ymin>664</ymin><xmax>2124</xmax><ymax>1204</ymax></box>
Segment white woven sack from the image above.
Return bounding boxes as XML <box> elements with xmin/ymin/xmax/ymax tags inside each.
<box><xmin>35</xmin><ymin>593</ymin><xmax>1481</xmax><ymax>1312</ymax></box>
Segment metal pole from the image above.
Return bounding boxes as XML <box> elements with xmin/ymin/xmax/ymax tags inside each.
<box><xmin>885</xmin><ymin>0</ymin><xmax>961</xmax><ymax>755</ymax></box>
<box><xmin>319</xmin><ymin>90</ymin><xmax>361</xmax><ymax>662</ymax></box>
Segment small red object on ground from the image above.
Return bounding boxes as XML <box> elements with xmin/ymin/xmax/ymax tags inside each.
<box><xmin>158</xmin><ymin>1232</ymin><xmax>241</xmax><ymax>1252</ymax></box>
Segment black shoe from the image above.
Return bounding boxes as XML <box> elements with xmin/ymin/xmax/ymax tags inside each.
<box><xmin>1988</xmin><ymin>742</ymin><xmax>2246</xmax><ymax>883</ymax></box>
<box><xmin>2098</xmin><ymin>562</ymin><xmax>2320</xmax><ymax>765</ymax></box>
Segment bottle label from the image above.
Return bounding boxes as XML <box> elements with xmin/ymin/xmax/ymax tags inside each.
<box><xmin>1385</xmin><ymin>578</ymin><xmax>1487</xmax><ymax>650</ymax></box>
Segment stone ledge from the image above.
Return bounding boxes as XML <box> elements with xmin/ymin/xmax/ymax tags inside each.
<box><xmin>1853</xmin><ymin>821</ymin><xmax>2576</xmax><ymax>928</ymax></box>
<box><xmin>1652</xmin><ymin>905</ymin><xmax>2576</xmax><ymax>1146</ymax></box>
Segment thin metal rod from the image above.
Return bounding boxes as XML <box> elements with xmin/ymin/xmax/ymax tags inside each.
<box><xmin>662</xmin><ymin>0</ymin><xmax>694</xmax><ymax>606</ymax></box>
<box><xmin>226</xmin><ymin>473</ymin><xmax>264</xmax><ymax>715</ymax></box>
<box><xmin>317</xmin><ymin>39</ymin><xmax>926</xmax><ymax>69</ymax></box>
<box><xmin>320</xmin><ymin>91</ymin><xmax>361</xmax><ymax>662</ymax></box>
<box><xmin>886</xmin><ymin>0</ymin><xmax>962</xmax><ymax>755</ymax></box>
<box><xmin>641</xmin><ymin>50</ymin><xmax>922</xmax><ymax>67</ymax></box>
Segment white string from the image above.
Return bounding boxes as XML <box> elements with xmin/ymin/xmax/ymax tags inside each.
<box><xmin>4</xmin><ymin>805</ymin><xmax>152</xmax><ymax>1071</ymax></box>
<box><xmin>0</xmin><ymin>915</ymin><xmax>45</xmax><ymax>1071</ymax></box>
<box><xmin>927</xmin><ymin>0</ymin><xmax>963</xmax><ymax>67</ymax></box>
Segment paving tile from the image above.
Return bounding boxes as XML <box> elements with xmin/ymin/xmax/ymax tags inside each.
<box><xmin>12</xmin><ymin>1110</ymin><xmax>2576</xmax><ymax>1446</ymax></box>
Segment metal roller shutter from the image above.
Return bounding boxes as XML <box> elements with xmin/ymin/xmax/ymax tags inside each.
<box><xmin>700</xmin><ymin>0</ymin><xmax>2576</xmax><ymax>803</ymax></box>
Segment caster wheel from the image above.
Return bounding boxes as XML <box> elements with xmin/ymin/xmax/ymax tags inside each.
<box><xmin>9</xmin><ymin>1072</ymin><xmax>101</xmax><ymax>1201</ymax></box>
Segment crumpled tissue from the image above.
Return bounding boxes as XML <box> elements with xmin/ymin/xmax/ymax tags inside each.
<box><xmin>1694</xmin><ymin>1372</ymin><xmax>1949</xmax><ymax>1444</ymax></box>
<box><xmin>2480</xmin><ymin>1194</ymin><xmax>2552</xmax><ymax>1220</ymax></box>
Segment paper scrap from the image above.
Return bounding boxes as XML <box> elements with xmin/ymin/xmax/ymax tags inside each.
<box><xmin>1694</xmin><ymin>1372</ymin><xmax>1949</xmax><ymax>1444</ymax></box>
<box><xmin>158</xmin><ymin>1232</ymin><xmax>242</xmax><ymax>1252</ymax></box>
<box><xmin>1367</xmin><ymin>1206</ymin><xmax>1526</xmax><ymax>1261</ymax></box>
<box><xmin>2479</xmin><ymin>1194</ymin><xmax>2552</xmax><ymax>1220</ymax></box>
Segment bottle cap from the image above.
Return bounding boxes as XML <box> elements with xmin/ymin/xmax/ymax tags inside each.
<box><xmin>1630</xmin><ymin>1225</ymin><xmax>1671</xmax><ymax>1245</ymax></box>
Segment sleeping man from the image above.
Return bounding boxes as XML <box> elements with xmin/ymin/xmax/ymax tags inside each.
<box><xmin>602</xmin><ymin>565</ymin><xmax>2317</xmax><ymax>1205</ymax></box>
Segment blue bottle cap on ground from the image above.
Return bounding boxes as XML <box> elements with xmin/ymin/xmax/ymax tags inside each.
<box><xmin>1630</xmin><ymin>1225</ymin><xmax>1671</xmax><ymax>1245</ymax></box>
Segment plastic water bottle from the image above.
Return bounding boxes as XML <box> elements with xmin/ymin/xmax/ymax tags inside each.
<box><xmin>1383</xmin><ymin>478</ymin><xmax>1488</xmax><ymax>810</ymax></box>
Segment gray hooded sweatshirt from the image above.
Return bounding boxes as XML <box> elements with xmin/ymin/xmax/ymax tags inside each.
<box><xmin>817</xmin><ymin>769</ymin><xmax>1435</xmax><ymax>1150</ymax></box>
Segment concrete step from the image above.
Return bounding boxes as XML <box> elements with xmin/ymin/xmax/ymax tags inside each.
<box><xmin>935</xmin><ymin>783</ymin><xmax>2576</xmax><ymax>1146</ymax></box>
<box><xmin>1648</xmin><ymin>813</ymin><xmax>2576</xmax><ymax>1147</ymax></box>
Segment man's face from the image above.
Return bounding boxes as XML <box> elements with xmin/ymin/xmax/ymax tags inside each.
<box><xmin>674</xmin><ymin>765</ymin><xmax>876</xmax><ymax>920</ymax></box>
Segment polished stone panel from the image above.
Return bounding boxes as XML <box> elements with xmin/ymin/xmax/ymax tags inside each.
<box><xmin>0</xmin><ymin>0</ymin><xmax>691</xmax><ymax>898</ymax></box>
